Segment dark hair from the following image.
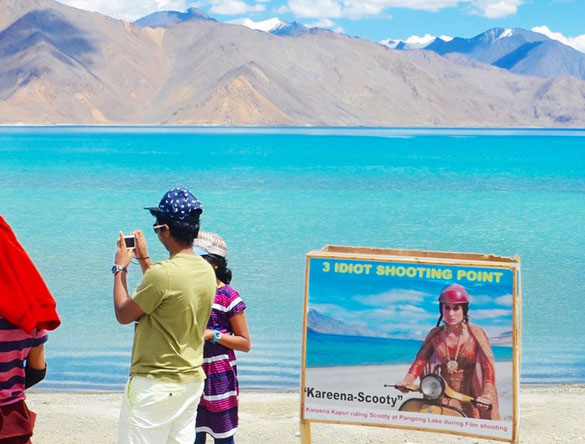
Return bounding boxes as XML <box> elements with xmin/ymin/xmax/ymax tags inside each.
<box><xmin>202</xmin><ymin>254</ymin><xmax>232</xmax><ymax>284</ymax></box>
<box><xmin>436</xmin><ymin>302</ymin><xmax>469</xmax><ymax>327</ymax></box>
<box><xmin>155</xmin><ymin>210</ymin><xmax>201</xmax><ymax>246</ymax></box>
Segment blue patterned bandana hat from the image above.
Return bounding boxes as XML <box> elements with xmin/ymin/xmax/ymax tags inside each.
<box><xmin>145</xmin><ymin>187</ymin><xmax>202</xmax><ymax>220</ymax></box>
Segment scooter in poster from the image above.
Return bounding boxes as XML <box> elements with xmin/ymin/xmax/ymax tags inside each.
<box><xmin>388</xmin><ymin>374</ymin><xmax>492</xmax><ymax>417</ymax></box>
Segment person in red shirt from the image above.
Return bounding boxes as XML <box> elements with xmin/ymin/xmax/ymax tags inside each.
<box><xmin>0</xmin><ymin>215</ymin><xmax>60</xmax><ymax>443</ymax></box>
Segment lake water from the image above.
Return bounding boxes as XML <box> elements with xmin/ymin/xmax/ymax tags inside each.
<box><xmin>0</xmin><ymin>126</ymin><xmax>584</xmax><ymax>390</ymax></box>
<box><xmin>305</xmin><ymin>331</ymin><xmax>514</xmax><ymax>368</ymax></box>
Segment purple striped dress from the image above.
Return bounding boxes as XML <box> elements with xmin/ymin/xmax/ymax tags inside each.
<box><xmin>196</xmin><ymin>285</ymin><xmax>246</xmax><ymax>439</ymax></box>
<box><xmin>0</xmin><ymin>316</ymin><xmax>48</xmax><ymax>406</ymax></box>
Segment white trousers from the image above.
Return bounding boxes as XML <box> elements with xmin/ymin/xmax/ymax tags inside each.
<box><xmin>118</xmin><ymin>375</ymin><xmax>204</xmax><ymax>444</ymax></box>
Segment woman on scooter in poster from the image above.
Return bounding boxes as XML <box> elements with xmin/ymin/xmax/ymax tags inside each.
<box><xmin>395</xmin><ymin>283</ymin><xmax>500</xmax><ymax>420</ymax></box>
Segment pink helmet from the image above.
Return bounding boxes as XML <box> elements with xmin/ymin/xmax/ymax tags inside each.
<box><xmin>438</xmin><ymin>284</ymin><xmax>469</xmax><ymax>304</ymax></box>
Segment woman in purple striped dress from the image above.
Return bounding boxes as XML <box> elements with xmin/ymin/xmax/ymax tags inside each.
<box><xmin>193</xmin><ymin>232</ymin><xmax>251</xmax><ymax>444</ymax></box>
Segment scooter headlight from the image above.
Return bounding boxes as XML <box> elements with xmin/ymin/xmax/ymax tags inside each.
<box><xmin>420</xmin><ymin>374</ymin><xmax>445</xmax><ymax>400</ymax></box>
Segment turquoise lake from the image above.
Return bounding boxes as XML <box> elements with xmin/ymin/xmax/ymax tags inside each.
<box><xmin>0</xmin><ymin>126</ymin><xmax>584</xmax><ymax>390</ymax></box>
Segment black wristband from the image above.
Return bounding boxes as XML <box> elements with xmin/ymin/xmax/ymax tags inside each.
<box><xmin>25</xmin><ymin>365</ymin><xmax>47</xmax><ymax>389</ymax></box>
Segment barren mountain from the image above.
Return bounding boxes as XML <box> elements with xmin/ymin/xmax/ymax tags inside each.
<box><xmin>134</xmin><ymin>7</ymin><xmax>213</xmax><ymax>28</ymax></box>
<box><xmin>424</xmin><ymin>28</ymin><xmax>585</xmax><ymax>81</ymax></box>
<box><xmin>1</xmin><ymin>0</ymin><xmax>585</xmax><ymax>126</ymax></box>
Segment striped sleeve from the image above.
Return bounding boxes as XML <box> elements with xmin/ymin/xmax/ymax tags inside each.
<box><xmin>32</xmin><ymin>329</ymin><xmax>48</xmax><ymax>347</ymax></box>
<box><xmin>223</xmin><ymin>287</ymin><xmax>246</xmax><ymax>318</ymax></box>
<box><xmin>0</xmin><ymin>319</ymin><xmax>45</xmax><ymax>405</ymax></box>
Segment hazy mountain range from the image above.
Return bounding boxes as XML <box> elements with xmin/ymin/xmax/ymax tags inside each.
<box><xmin>384</xmin><ymin>27</ymin><xmax>585</xmax><ymax>81</ymax></box>
<box><xmin>308</xmin><ymin>308</ymin><xmax>513</xmax><ymax>345</ymax></box>
<box><xmin>1</xmin><ymin>0</ymin><xmax>585</xmax><ymax>126</ymax></box>
<box><xmin>226</xmin><ymin>18</ymin><xmax>308</xmax><ymax>37</ymax></box>
<box><xmin>133</xmin><ymin>7</ymin><xmax>308</xmax><ymax>36</ymax></box>
<box><xmin>307</xmin><ymin>309</ymin><xmax>392</xmax><ymax>339</ymax></box>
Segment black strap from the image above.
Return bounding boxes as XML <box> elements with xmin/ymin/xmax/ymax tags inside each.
<box><xmin>25</xmin><ymin>365</ymin><xmax>47</xmax><ymax>389</ymax></box>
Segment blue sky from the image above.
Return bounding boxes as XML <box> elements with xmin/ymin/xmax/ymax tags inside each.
<box><xmin>59</xmin><ymin>0</ymin><xmax>585</xmax><ymax>51</ymax></box>
<box><xmin>308</xmin><ymin>258</ymin><xmax>514</xmax><ymax>343</ymax></box>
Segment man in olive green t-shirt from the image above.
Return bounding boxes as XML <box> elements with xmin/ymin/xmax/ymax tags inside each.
<box><xmin>112</xmin><ymin>187</ymin><xmax>216</xmax><ymax>444</ymax></box>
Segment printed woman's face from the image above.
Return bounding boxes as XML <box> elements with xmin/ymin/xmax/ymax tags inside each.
<box><xmin>443</xmin><ymin>303</ymin><xmax>464</xmax><ymax>326</ymax></box>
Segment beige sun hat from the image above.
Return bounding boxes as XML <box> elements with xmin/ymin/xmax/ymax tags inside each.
<box><xmin>193</xmin><ymin>231</ymin><xmax>228</xmax><ymax>258</ymax></box>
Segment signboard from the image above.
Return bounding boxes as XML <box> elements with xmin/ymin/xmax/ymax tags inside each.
<box><xmin>300</xmin><ymin>246</ymin><xmax>521</xmax><ymax>443</ymax></box>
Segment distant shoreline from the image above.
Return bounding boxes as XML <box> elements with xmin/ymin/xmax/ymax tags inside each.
<box><xmin>28</xmin><ymin>377</ymin><xmax>583</xmax><ymax>395</ymax></box>
<box><xmin>2</xmin><ymin>125</ymin><xmax>585</xmax><ymax>132</ymax></box>
<box><xmin>306</xmin><ymin>358</ymin><xmax>514</xmax><ymax>368</ymax></box>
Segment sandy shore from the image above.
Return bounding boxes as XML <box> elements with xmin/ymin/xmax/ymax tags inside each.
<box><xmin>26</xmin><ymin>385</ymin><xmax>584</xmax><ymax>443</ymax></box>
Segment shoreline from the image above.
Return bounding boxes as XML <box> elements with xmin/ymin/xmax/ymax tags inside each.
<box><xmin>24</xmin><ymin>380</ymin><xmax>581</xmax><ymax>394</ymax></box>
<box><xmin>3</xmin><ymin>125</ymin><xmax>585</xmax><ymax>131</ymax></box>
<box><xmin>26</xmin><ymin>385</ymin><xmax>585</xmax><ymax>444</ymax></box>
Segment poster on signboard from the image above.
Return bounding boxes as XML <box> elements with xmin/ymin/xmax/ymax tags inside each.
<box><xmin>301</xmin><ymin>246</ymin><xmax>520</xmax><ymax>442</ymax></box>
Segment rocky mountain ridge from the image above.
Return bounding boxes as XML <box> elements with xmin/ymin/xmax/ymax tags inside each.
<box><xmin>1</xmin><ymin>0</ymin><xmax>584</xmax><ymax>126</ymax></box>
<box><xmin>386</xmin><ymin>27</ymin><xmax>585</xmax><ymax>81</ymax></box>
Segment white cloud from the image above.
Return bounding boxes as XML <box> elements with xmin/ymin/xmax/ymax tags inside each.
<box><xmin>341</xmin><ymin>2</ymin><xmax>388</xmax><ymax>17</ymax></box>
<box><xmin>56</xmin><ymin>0</ymin><xmax>524</xmax><ymax>21</ymax></box>
<box><xmin>388</xmin><ymin>0</ymin><xmax>459</xmax><ymax>12</ymax></box>
<box><xmin>532</xmin><ymin>25</ymin><xmax>585</xmax><ymax>54</ymax></box>
<box><xmin>59</xmin><ymin>0</ymin><xmax>190</xmax><ymax>21</ymax></box>
<box><xmin>354</xmin><ymin>288</ymin><xmax>430</xmax><ymax>306</ymax></box>
<box><xmin>399</xmin><ymin>304</ymin><xmax>427</xmax><ymax>314</ymax></box>
<box><xmin>472</xmin><ymin>308</ymin><xmax>512</xmax><ymax>320</ymax></box>
<box><xmin>470</xmin><ymin>292</ymin><xmax>512</xmax><ymax>307</ymax></box>
<box><xmin>285</xmin><ymin>1</ymin><xmax>521</xmax><ymax>19</ymax></box>
<box><xmin>472</xmin><ymin>0</ymin><xmax>522</xmax><ymax>18</ymax></box>
<box><xmin>286</xmin><ymin>0</ymin><xmax>343</xmax><ymax>18</ymax></box>
<box><xmin>60</xmin><ymin>0</ymin><xmax>265</xmax><ymax>20</ymax></box>
<box><xmin>308</xmin><ymin>18</ymin><xmax>335</xmax><ymax>28</ymax></box>
<box><xmin>494</xmin><ymin>293</ymin><xmax>513</xmax><ymax>306</ymax></box>
<box><xmin>310</xmin><ymin>304</ymin><xmax>379</xmax><ymax>329</ymax></box>
<box><xmin>209</xmin><ymin>0</ymin><xmax>265</xmax><ymax>14</ymax></box>
<box><xmin>306</xmin><ymin>18</ymin><xmax>344</xmax><ymax>33</ymax></box>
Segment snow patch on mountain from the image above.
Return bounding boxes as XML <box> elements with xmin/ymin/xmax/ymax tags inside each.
<box><xmin>379</xmin><ymin>34</ymin><xmax>452</xmax><ymax>50</ymax></box>
<box><xmin>229</xmin><ymin>17</ymin><xmax>308</xmax><ymax>36</ymax></box>
<box><xmin>498</xmin><ymin>28</ymin><xmax>514</xmax><ymax>40</ymax></box>
<box><xmin>233</xmin><ymin>17</ymin><xmax>287</xmax><ymax>32</ymax></box>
